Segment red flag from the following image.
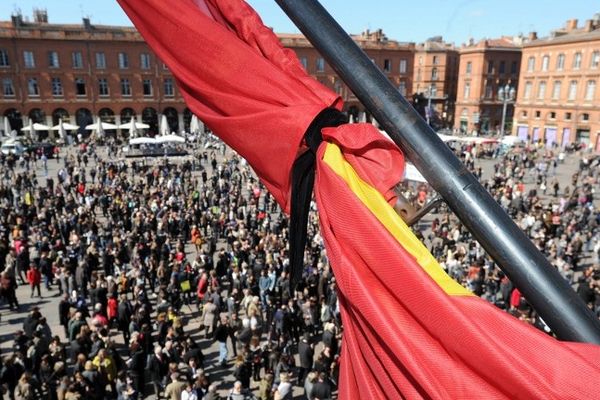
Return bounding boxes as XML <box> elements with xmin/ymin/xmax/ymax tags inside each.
<box><xmin>118</xmin><ymin>0</ymin><xmax>600</xmax><ymax>398</ymax></box>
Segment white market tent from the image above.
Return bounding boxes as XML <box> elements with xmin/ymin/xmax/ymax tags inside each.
<box><xmin>129</xmin><ymin>137</ymin><xmax>157</xmax><ymax>145</ymax></box>
<box><xmin>156</xmin><ymin>134</ymin><xmax>185</xmax><ymax>144</ymax></box>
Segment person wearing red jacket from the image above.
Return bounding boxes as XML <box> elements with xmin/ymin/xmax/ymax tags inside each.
<box><xmin>107</xmin><ymin>294</ymin><xmax>118</xmax><ymax>327</ymax></box>
<box><xmin>27</xmin><ymin>265</ymin><xmax>42</xmax><ymax>298</ymax></box>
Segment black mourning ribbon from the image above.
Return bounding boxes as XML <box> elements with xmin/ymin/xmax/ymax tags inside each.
<box><xmin>289</xmin><ymin>108</ymin><xmax>347</xmax><ymax>291</ymax></box>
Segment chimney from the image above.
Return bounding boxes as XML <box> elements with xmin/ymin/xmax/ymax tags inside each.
<box><xmin>11</xmin><ymin>14</ymin><xmax>23</xmax><ymax>28</ymax></box>
<box><xmin>565</xmin><ymin>19</ymin><xmax>578</xmax><ymax>31</ymax></box>
<box><xmin>83</xmin><ymin>17</ymin><xmax>91</xmax><ymax>30</ymax></box>
<box><xmin>528</xmin><ymin>31</ymin><xmax>538</xmax><ymax>41</ymax></box>
<box><xmin>584</xmin><ymin>19</ymin><xmax>594</xmax><ymax>32</ymax></box>
<box><xmin>32</xmin><ymin>8</ymin><xmax>48</xmax><ymax>23</ymax></box>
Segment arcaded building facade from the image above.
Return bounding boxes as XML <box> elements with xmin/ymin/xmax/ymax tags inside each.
<box><xmin>0</xmin><ymin>12</ymin><xmax>415</xmax><ymax>137</ymax></box>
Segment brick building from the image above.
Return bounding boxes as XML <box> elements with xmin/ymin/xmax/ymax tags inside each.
<box><xmin>513</xmin><ymin>17</ymin><xmax>600</xmax><ymax>150</ymax></box>
<box><xmin>0</xmin><ymin>11</ymin><xmax>415</xmax><ymax>138</ymax></box>
<box><xmin>413</xmin><ymin>37</ymin><xmax>459</xmax><ymax>129</ymax></box>
<box><xmin>454</xmin><ymin>37</ymin><xmax>522</xmax><ymax>134</ymax></box>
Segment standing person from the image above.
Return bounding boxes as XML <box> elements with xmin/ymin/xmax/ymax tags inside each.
<box><xmin>147</xmin><ymin>345</ymin><xmax>168</xmax><ymax>398</ymax></box>
<box><xmin>58</xmin><ymin>294</ymin><xmax>71</xmax><ymax>338</ymax></box>
<box><xmin>202</xmin><ymin>297</ymin><xmax>217</xmax><ymax>340</ymax></box>
<box><xmin>117</xmin><ymin>294</ymin><xmax>132</xmax><ymax>343</ymax></box>
<box><xmin>26</xmin><ymin>265</ymin><xmax>41</xmax><ymax>298</ymax></box>
<box><xmin>297</xmin><ymin>333</ymin><xmax>314</xmax><ymax>385</ymax></box>
<box><xmin>214</xmin><ymin>315</ymin><xmax>229</xmax><ymax>368</ymax></box>
<box><xmin>1</xmin><ymin>271</ymin><xmax>19</xmax><ymax>310</ymax></box>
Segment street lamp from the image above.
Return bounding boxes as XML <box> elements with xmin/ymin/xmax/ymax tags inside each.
<box><xmin>426</xmin><ymin>85</ymin><xmax>434</xmax><ymax>126</ymax></box>
<box><xmin>498</xmin><ymin>83</ymin><xmax>516</xmax><ymax>136</ymax></box>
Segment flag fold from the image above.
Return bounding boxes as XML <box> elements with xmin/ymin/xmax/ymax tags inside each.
<box><xmin>118</xmin><ymin>0</ymin><xmax>600</xmax><ymax>398</ymax></box>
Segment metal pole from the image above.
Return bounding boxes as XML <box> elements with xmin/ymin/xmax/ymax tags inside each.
<box><xmin>426</xmin><ymin>87</ymin><xmax>432</xmax><ymax>126</ymax></box>
<box><xmin>500</xmin><ymin>99</ymin><xmax>507</xmax><ymax>136</ymax></box>
<box><xmin>275</xmin><ymin>0</ymin><xmax>600</xmax><ymax>344</ymax></box>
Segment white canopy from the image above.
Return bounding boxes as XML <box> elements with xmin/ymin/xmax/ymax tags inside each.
<box><xmin>3</xmin><ymin>117</ymin><xmax>11</xmax><ymax>136</ymax></box>
<box><xmin>51</xmin><ymin>121</ymin><xmax>79</xmax><ymax>131</ymax></box>
<box><xmin>404</xmin><ymin>163</ymin><xmax>427</xmax><ymax>183</ymax></box>
<box><xmin>500</xmin><ymin>135</ymin><xmax>525</xmax><ymax>146</ymax></box>
<box><xmin>129</xmin><ymin>137</ymin><xmax>157</xmax><ymax>145</ymax></box>
<box><xmin>160</xmin><ymin>115</ymin><xmax>170</xmax><ymax>136</ymax></box>
<box><xmin>156</xmin><ymin>134</ymin><xmax>185</xmax><ymax>144</ymax></box>
<box><xmin>85</xmin><ymin>121</ymin><xmax>118</xmax><ymax>131</ymax></box>
<box><xmin>21</xmin><ymin>122</ymin><xmax>50</xmax><ymax>131</ymax></box>
<box><xmin>119</xmin><ymin>119</ymin><xmax>150</xmax><ymax>130</ymax></box>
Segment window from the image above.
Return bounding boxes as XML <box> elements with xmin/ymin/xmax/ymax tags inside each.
<box><xmin>430</xmin><ymin>86</ymin><xmax>437</xmax><ymax>97</ymax></box>
<box><xmin>316</xmin><ymin>57</ymin><xmax>325</xmax><ymax>72</ymax></box>
<box><xmin>582</xmin><ymin>113</ymin><xmax>589</xmax><ymax>122</ymax></box>
<box><xmin>499</xmin><ymin>61</ymin><xmax>505</xmax><ymax>74</ymax></box>
<box><xmin>510</xmin><ymin>61</ymin><xmax>517</xmax><ymax>74</ymax></box>
<box><xmin>416</xmin><ymin>69</ymin><xmax>421</xmax><ymax>81</ymax></box>
<box><xmin>466</xmin><ymin>61</ymin><xmax>472</xmax><ymax>75</ymax></box>
<box><xmin>51</xmin><ymin>77</ymin><xmax>63</xmax><ymax>97</ymax></box>
<box><xmin>143</xmin><ymin>79</ymin><xmax>153</xmax><ymax>96</ymax></box>
<box><xmin>523</xmin><ymin>81</ymin><xmax>533</xmax><ymax>99</ymax></box>
<box><xmin>23</xmin><ymin>51</ymin><xmax>35</xmax><ymax>68</ymax></box>
<box><xmin>432</xmin><ymin>55</ymin><xmax>438</xmax><ymax>65</ymax></box>
<box><xmin>535</xmin><ymin>110</ymin><xmax>541</xmax><ymax>118</ymax></box>
<box><xmin>463</xmin><ymin>82</ymin><xmax>470</xmax><ymax>99</ymax></box>
<box><xmin>164</xmin><ymin>77</ymin><xmax>174</xmax><ymax>97</ymax></box>
<box><xmin>2</xmin><ymin>78</ymin><xmax>14</xmax><ymax>97</ymax></box>
<box><xmin>592</xmin><ymin>51</ymin><xmax>600</xmax><ymax>69</ymax></box>
<box><xmin>96</xmin><ymin>52</ymin><xmax>106</xmax><ymax>69</ymax></box>
<box><xmin>552</xmin><ymin>81</ymin><xmax>561</xmax><ymax>100</ymax></box>
<box><xmin>71</xmin><ymin>51</ymin><xmax>83</xmax><ymax>68</ymax></box>
<box><xmin>521</xmin><ymin>110</ymin><xmax>527</xmax><ymax>118</ymax></box>
<box><xmin>98</xmin><ymin>78</ymin><xmax>109</xmax><ymax>96</ymax></box>
<box><xmin>550</xmin><ymin>112</ymin><xmax>556</xmax><ymax>119</ymax></box>
<box><xmin>162</xmin><ymin>63</ymin><xmax>169</xmax><ymax>70</ymax></box>
<box><xmin>398</xmin><ymin>81</ymin><xmax>406</xmax><ymax>96</ymax></box>
<box><xmin>418</xmin><ymin>56</ymin><xmax>423</xmax><ymax>65</ymax></box>
<box><xmin>48</xmin><ymin>51</ymin><xmax>59</xmax><ymax>68</ymax></box>
<box><xmin>556</xmin><ymin>54</ymin><xmax>565</xmax><ymax>70</ymax></box>
<box><xmin>568</xmin><ymin>80</ymin><xmax>578</xmax><ymax>100</ymax></box>
<box><xmin>75</xmin><ymin>78</ymin><xmax>86</xmax><ymax>96</ymax></box>
<box><xmin>573</xmin><ymin>52</ymin><xmax>582</xmax><ymax>69</ymax></box>
<box><xmin>120</xmin><ymin>78</ymin><xmax>131</xmax><ymax>96</ymax></box>
<box><xmin>72</xmin><ymin>51</ymin><xmax>83</xmax><ymax>69</ymax></box>
<box><xmin>585</xmin><ymin>80</ymin><xmax>596</xmax><ymax>101</ymax></box>
<box><xmin>383</xmin><ymin>59</ymin><xmax>391</xmax><ymax>72</ymax></box>
<box><xmin>0</xmin><ymin>49</ymin><xmax>9</xmax><ymax>66</ymax></box>
<box><xmin>431</xmin><ymin>67</ymin><xmax>438</xmax><ymax>80</ymax></box>
<box><xmin>487</xmin><ymin>60</ymin><xmax>494</xmax><ymax>74</ymax></box>
<box><xmin>565</xmin><ymin>112</ymin><xmax>572</xmax><ymax>120</ymax></box>
<box><xmin>537</xmin><ymin>81</ymin><xmax>546</xmax><ymax>99</ymax></box>
<box><xmin>118</xmin><ymin>52</ymin><xmax>129</xmax><ymax>69</ymax></box>
<box><xmin>299</xmin><ymin>57</ymin><xmax>307</xmax><ymax>70</ymax></box>
<box><xmin>541</xmin><ymin>55</ymin><xmax>549</xmax><ymax>71</ymax></box>
<box><xmin>485</xmin><ymin>82</ymin><xmax>493</xmax><ymax>99</ymax></box>
<box><xmin>399</xmin><ymin>59</ymin><xmax>407</xmax><ymax>73</ymax></box>
<box><xmin>140</xmin><ymin>53</ymin><xmax>151</xmax><ymax>70</ymax></box>
<box><xmin>527</xmin><ymin>56</ymin><xmax>535</xmax><ymax>72</ymax></box>
<box><xmin>27</xmin><ymin>78</ymin><xmax>39</xmax><ymax>96</ymax></box>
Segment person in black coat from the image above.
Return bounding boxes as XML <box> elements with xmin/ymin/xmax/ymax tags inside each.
<box><xmin>147</xmin><ymin>346</ymin><xmax>168</xmax><ymax>397</ymax></box>
<box><xmin>310</xmin><ymin>372</ymin><xmax>332</xmax><ymax>400</ymax></box>
<box><xmin>58</xmin><ymin>294</ymin><xmax>72</xmax><ymax>338</ymax></box>
<box><xmin>297</xmin><ymin>333</ymin><xmax>314</xmax><ymax>385</ymax></box>
<box><xmin>127</xmin><ymin>341</ymin><xmax>146</xmax><ymax>396</ymax></box>
<box><xmin>117</xmin><ymin>295</ymin><xmax>132</xmax><ymax>343</ymax></box>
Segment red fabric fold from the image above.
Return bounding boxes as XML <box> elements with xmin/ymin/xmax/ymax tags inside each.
<box><xmin>315</xmin><ymin>127</ymin><xmax>600</xmax><ymax>399</ymax></box>
<box><xmin>118</xmin><ymin>0</ymin><xmax>341</xmax><ymax>211</ymax></box>
<box><xmin>118</xmin><ymin>0</ymin><xmax>600</xmax><ymax>398</ymax></box>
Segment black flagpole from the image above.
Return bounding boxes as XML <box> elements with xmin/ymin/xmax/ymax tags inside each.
<box><xmin>274</xmin><ymin>0</ymin><xmax>600</xmax><ymax>344</ymax></box>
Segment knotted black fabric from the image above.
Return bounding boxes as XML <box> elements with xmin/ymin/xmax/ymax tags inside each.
<box><xmin>289</xmin><ymin>108</ymin><xmax>347</xmax><ymax>291</ymax></box>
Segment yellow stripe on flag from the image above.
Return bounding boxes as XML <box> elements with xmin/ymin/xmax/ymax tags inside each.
<box><xmin>322</xmin><ymin>143</ymin><xmax>472</xmax><ymax>297</ymax></box>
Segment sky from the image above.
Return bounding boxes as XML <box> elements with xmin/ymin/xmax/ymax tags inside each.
<box><xmin>0</xmin><ymin>1</ymin><xmax>598</xmax><ymax>45</ymax></box>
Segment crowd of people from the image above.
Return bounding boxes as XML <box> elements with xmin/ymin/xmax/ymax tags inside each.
<box><xmin>0</xmin><ymin>137</ymin><xmax>339</xmax><ymax>400</ymax></box>
<box><xmin>0</xmin><ymin>133</ymin><xmax>598</xmax><ymax>400</ymax></box>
